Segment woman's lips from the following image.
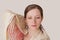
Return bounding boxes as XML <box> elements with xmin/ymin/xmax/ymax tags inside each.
<box><xmin>31</xmin><ymin>25</ymin><xmax>36</xmax><ymax>27</ymax></box>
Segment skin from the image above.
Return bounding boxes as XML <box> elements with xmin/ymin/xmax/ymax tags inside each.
<box><xmin>26</xmin><ymin>8</ymin><xmax>43</xmax><ymax>30</ymax></box>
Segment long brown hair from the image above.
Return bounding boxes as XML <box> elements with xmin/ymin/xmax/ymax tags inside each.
<box><xmin>24</xmin><ymin>4</ymin><xmax>44</xmax><ymax>33</ymax></box>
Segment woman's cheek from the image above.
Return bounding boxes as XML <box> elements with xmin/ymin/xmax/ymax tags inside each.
<box><xmin>36</xmin><ymin>19</ymin><xmax>41</xmax><ymax>26</ymax></box>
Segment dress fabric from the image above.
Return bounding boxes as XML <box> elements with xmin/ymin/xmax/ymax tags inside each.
<box><xmin>29</xmin><ymin>29</ymin><xmax>50</xmax><ymax>40</ymax></box>
<box><xmin>6</xmin><ymin>13</ymin><xmax>25</xmax><ymax>40</ymax></box>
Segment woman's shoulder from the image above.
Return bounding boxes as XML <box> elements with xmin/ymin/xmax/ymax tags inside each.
<box><xmin>40</xmin><ymin>29</ymin><xmax>50</xmax><ymax>40</ymax></box>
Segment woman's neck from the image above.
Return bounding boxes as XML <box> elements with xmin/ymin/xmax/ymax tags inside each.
<box><xmin>28</xmin><ymin>28</ymin><xmax>41</xmax><ymax>37</ymax></box>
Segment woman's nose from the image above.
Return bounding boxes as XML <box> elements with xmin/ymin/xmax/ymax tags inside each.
<box><xmin>32</xmin><ymin>18</ymin><xmax>36</xmax><ymax>23</ymax></box>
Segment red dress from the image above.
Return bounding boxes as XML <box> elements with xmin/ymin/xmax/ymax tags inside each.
<box><xmin>6</xmin><ymin>16</ymin><xmax>24</xmax><ymax>40</ymax></box>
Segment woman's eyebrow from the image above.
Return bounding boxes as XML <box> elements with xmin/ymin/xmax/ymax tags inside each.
<box><xmin>28</xmin><ymin>15</ymin><xmax>31</xmax><ymax>17</ymax></box>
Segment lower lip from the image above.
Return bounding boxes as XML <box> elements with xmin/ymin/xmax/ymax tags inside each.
<box><xmin>32</xmin><ymin>25</ymin><xmax>36</xmax><ymax>27</ymax></box>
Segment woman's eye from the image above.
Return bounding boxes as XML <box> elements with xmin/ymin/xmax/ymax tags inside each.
<box><xmin>36</xmin><ymin>17</ymin><xmax>40</xmax><ymax>19</ymax></box>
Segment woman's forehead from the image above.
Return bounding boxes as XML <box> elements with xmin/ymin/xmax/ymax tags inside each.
<box><xmin>26</xmin><ymin>8</ymin><xmax>41</xmax><ymax>16</ymax></box>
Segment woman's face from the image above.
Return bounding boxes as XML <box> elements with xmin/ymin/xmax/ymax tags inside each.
<box><xmin>26</xmin><ymin>8</ymin><xmax>43</xmax><ymax>30</ymax></box>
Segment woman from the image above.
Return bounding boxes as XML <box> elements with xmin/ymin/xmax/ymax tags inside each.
<box><xmin>24</xmin><ymin>4</ymin><xmax>50</xmax><ymax>40</ymax></box>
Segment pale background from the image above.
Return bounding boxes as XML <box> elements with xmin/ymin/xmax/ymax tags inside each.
<box><xmin>0</xmin><ymin>0</ymin><xmax>60</xmax><ymax>40</ymax></box>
